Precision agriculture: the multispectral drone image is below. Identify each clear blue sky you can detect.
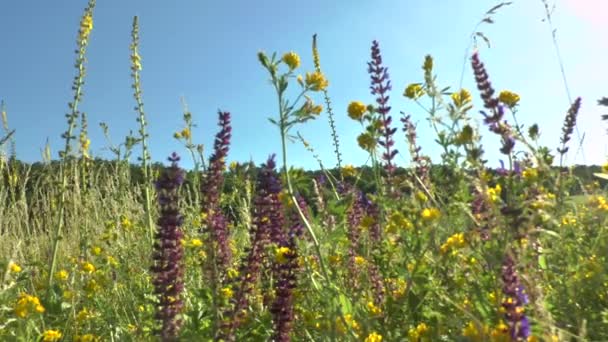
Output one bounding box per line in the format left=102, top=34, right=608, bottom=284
left=1, top=0, right=606, bottom=170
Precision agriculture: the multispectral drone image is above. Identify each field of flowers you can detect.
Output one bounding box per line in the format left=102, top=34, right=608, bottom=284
left=1, top=1, right=608, bottom=341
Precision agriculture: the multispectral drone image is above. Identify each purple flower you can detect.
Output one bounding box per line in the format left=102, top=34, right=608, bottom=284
left=368, top=40, right=398, bottom=175
left=501, top=253, right=531, bottom=340
left=201, top=111, right=233, bottom=272
left=557, top=97, right=582, bottom=155
left=472, top=53, right=516, bottom=155
left=151, top=152, right=186, bottom=341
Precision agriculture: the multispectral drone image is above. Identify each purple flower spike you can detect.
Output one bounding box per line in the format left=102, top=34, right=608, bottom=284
left=368, top=40, right=398, bottom=175
left=501, top=253, right=531, bottom=340
left=151, top=153, right=186, bottom=341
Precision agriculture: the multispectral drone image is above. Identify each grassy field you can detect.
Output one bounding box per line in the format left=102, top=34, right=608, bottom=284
left=1, top=1, right=607, bottom=341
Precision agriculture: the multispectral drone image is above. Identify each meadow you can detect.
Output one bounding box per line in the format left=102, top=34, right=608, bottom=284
left=1, top=1, right=608, bottom=341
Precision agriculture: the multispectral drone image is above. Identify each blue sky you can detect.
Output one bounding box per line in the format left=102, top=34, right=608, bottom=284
left=1, top=0, right=606, bottom=170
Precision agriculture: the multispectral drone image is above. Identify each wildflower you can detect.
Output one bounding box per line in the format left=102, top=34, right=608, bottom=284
left=91, top=246, right=102, bottom=256
left=365, top=332, right=383, bottom=342
left=282, top=51, right=301, bottom=70
left=348, top=101, right=367, bottom=120
left=80, top=14, right=93, bottom=40
left=404, top=83, right=425, bottom=99
left=357, top=132, right=377, bottom=151
left=220, top=287, right=234, bottom=299
left=487, top=184, right=502, bottom=203
left=275, top=246, right=292, bottom=264
left=354, top=256, right=366, bottom=266
left=9, top=262, right=21, bottom=273
left=408, top=323, right=429, bottom=341
left=200, top=111, right=233, bottom=271
left=224, top=155, right=284, bottom=338
left=342, top=164, right=357, bottom=178
left=440, top=232, right=465, bottom=254
left=74, top=334, right=100, bottom=342
left=557, top=97, right=582, bottom=155
left=77, top=308, right=94, bottom=322
left=14, top=293, right=45, bottom=318
left=368, top=40, right=398, bottom=175
left=188, top=238, right=203, bottom=248
left=120, top=216, right=132, bottom=229
left=366, top=301, right=382, bottom=315
left=305, top=71, right=329, bottom=91
left=501, top=253, right=531, bottom=340
left=522, top=168, right=538, bottom=180
left=42, top=330, right=62, bottom=342
left=499, top=90, right=520, bottom=108
left=420, top=208, right=440, bottom=221
left=452, top=88, right=473, bottom=107
left=180, top=127, right=191, bottom=139
left=151, top=152, right=186, bottom=340
left=81, top=262, right=95, bottom=274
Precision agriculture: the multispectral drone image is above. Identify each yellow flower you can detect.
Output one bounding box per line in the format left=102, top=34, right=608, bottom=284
left=365, top=332, right=383, bottom=342
left=42, top=329, right=62, bottom=342
left=420, top=208, right=440, bottom=221
left=347, top=101, right=367, bottom=120
left=341, top=164, right=357, bottom=178
left=80, top=14, right=93, bottom=40
left=181, top=127, right=191, bottom=139
left=487, top=184, right=502, bottom=202
left=408, top=323, right=429, bottom=341
left=451, top=88, right=472, bottom=107
left=189, top=238, right=203, bottom=248
left=9, top=262, right=21, bottom=273
left=81, top=262, right=96, bottom=274
left=121, top=216, right=133, bottom=229
left=311, top=104, right=324, bottom=115
left=221, top=287, right=234, bottom=299
left=14, top=293, right=45, bottom=318
left=74, top=334, right=100, bottom=342
left=173, top=131, right=182, bottom=139
left=499, top=90, right=520, bottom=108
left=296, top=74, right=304, bottom=86
left=354, top=256, right=366, bottom=266
left=91, top=246, right=102, bottom=256
left=404, top=83, right=425, bottom=99
left=282, top=51, right=301, bottom=70
left=305, top=71, right=329, bottom=91
left=56, top=269, right=69, bottom=281
left=77, top=308, right=93, bottom=322
left=357, top=133, right=377, bottom=151
left=275, top=246, right=292, bottom=264
left=366, top=301, right=382, bottom=315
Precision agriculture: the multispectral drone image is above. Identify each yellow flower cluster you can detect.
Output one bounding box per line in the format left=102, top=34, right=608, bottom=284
left=80, top=14, right=93, bottom=41
left=347, top=101, right=367, bottom=120
left=74, top=334, right=101, bottom=342
left=282, top=51, right=300, bottom=70
left=440, top=232, right=465, bottom=254
left=9, top=261, right=21, bottom=273
left=522, top=168, right=538, bottom=180
left=275, top=246, right=292, bottom=264
left=420, top=207, right=440, bottom=221
left=174, top=127, right=191, bottom=140
left=42, top=329, right=63, bottom=342
left=366, top=301, right=382, bottom=315
left=499, top=90, right=520, bottom=108
left=451, top=88, right=472, bottom=107
left=357, top=133, right=377, bottom=151
left=461, top=321, right=510, bottom=342
left=404, top=83, right=425, bottom=99
left=487, top=184, right=502, bottom=203
left=341, top=164, right=357, bottom=178
left=408, top=322, right=429, bottom=341
left=336, top=314, right=361, bottom=336
left=364, top=332, right=383, bottom=342
left=590, top=195, right=608, bottom=211
left=561, top=212, right=577, bottom=226
left=221, top=286, right=234, bottom=299
left=305, top=71, right=329, bottom=91
left=14, top=293, right=45, bottom=318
